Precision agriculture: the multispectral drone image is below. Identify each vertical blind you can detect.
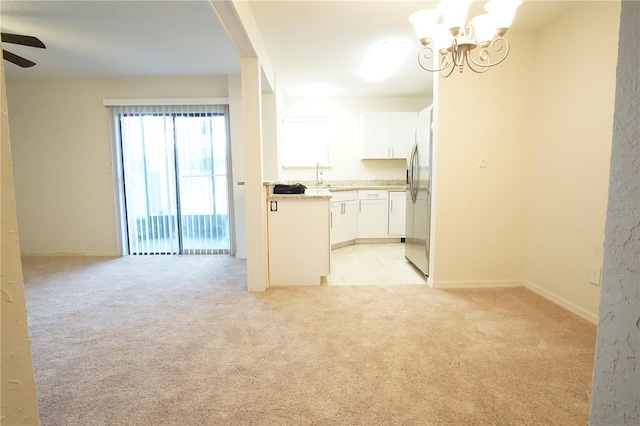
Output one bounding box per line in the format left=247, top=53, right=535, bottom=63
left=110, top=104, right=231, bottom=255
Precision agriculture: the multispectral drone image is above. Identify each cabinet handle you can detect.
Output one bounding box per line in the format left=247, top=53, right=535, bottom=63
left=390, top=200, right=393, bottom=212
left=391, top=146, right=394, bottom=158
left=330, top=212, right=333, bottom=228
left=342, top=202, right=345, bottom=214
left=359, top=200, right=362, bottom=212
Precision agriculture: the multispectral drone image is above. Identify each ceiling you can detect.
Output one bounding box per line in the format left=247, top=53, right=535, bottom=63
left=0, top=0, right=240, bottom=80
left=249, top=0, right=574, bottom=98
left=0, top=0, right=574, bottom=98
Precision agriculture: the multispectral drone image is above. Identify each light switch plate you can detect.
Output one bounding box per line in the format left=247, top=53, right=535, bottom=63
left=590, top=266, right=601, bottom=285
left=479, top=154, right=487, bottom=168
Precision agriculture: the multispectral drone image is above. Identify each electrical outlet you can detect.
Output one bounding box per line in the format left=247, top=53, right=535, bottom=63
left=590, top=266, right=601, bottom=286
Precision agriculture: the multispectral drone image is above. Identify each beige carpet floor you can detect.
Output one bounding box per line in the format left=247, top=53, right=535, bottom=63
left=22, top=255, right=596, bottom=426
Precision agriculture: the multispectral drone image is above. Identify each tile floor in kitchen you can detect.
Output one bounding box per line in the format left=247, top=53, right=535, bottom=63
left=326, top=243, right=428, bottom=286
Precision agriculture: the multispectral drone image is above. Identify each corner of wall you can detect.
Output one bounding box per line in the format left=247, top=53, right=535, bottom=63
left=1, top=49, right=41, bottom=425
left=590, top=1, right=640, bottom=421
left=523, top=1, right=621, bottom=320
left=522, top=281, right=598, bottom=324
left=228, top=73, right=247, bottom=258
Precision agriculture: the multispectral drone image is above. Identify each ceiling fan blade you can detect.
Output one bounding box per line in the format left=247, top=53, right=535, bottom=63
left=2, top=50, right=36, bottom=68
left=1, top=33, right=46, bottom=49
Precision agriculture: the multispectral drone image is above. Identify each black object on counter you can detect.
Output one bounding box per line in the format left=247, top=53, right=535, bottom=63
left=273, top=183, right=307, bottom=194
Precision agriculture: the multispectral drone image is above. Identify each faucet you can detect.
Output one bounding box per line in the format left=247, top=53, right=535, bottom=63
left=316, top=162, right=323, bottom=186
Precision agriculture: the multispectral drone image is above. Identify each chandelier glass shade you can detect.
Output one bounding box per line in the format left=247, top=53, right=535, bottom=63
left=409, top=0, right=522, bottom=77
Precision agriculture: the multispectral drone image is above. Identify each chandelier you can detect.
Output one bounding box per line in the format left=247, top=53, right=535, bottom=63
left=408, top=0, right=522, bottom=77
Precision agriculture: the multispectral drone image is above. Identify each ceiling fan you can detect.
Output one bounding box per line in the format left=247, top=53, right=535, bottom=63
left=1, top=32, right=46, bottom=68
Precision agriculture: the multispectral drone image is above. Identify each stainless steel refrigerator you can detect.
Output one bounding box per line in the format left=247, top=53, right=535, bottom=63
left=405, top=106, right=433, bottom=277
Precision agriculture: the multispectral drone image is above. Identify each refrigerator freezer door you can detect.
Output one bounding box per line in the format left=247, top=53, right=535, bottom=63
left=404, top=106, right=432, bottom=277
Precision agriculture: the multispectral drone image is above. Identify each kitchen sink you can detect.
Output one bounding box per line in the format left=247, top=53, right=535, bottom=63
left=304, top=187, right=332, bottom=196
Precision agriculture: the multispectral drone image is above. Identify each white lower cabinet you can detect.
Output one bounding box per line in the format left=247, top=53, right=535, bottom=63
left=388, top=191, right=406, bottom=236
left=331, top=191, right=358, bottom=245
left=267, top=197, right=330, bottom=286
left=357, top=190, right=389, bottom=238
left=329, top=189, right=405, bottom=246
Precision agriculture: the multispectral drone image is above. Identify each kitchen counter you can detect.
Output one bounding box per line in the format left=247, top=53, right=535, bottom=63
left=327, top=185, right=405, bottom=192
left=268, top=193, right=332, bottom=200
left=264, top=180, right=405, bottom=197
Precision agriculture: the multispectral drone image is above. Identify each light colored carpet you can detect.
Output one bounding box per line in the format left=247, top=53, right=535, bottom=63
left=22, top=255, right=596, bottom=425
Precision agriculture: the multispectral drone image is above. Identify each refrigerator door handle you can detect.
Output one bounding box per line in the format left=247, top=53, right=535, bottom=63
left=407, top=158, right=413, bottom=202
left=409, top=142, right=418, bottom=204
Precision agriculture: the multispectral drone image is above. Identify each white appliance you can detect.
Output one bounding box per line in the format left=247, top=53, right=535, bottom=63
left=405, top=106, right=433, bottom=276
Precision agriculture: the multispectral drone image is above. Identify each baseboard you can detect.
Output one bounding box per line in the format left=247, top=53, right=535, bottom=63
left=431, top=279, right=524, bottom=289
left=426, top=277, right=435, bottom=288
left=355, top=238, right=402, bottom=244
left=331, top=238, right=402, bottom=249
left=523, top=281, right=598, bottom=325
left=21, top=252, right=118, bottom=257
left=331, top=240, right=356, bottom=250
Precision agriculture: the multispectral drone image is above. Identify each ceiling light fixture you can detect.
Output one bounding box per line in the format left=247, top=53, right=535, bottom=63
left=408, top=0, right=522, bottom=77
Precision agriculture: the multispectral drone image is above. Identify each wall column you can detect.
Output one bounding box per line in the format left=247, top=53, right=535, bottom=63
left=241, top=57, right=268, bottom=292
left=1, top=45, right=41, bottom=424
left=589, top=1, right=640, bottom=423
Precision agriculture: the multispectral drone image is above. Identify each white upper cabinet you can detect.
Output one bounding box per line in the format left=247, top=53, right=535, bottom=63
left=360, top=112, right=417, bottom=159
left=389, top=113, right=417, bottom=159
left=359, top=113, right=390, bottom=159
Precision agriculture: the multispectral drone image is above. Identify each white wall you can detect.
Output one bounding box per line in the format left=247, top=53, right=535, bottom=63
left=431, top=30, right=536, bottom=286
left=261, top=92, right=279, bottom=182
left=1, top=47, right=41, bottom=426
left=524, top=1, right=620, bottom=322
left=280, top=96, right=430, bottom=182
left=590, top=2, right=640, bottom=421
left=227, top=74, right=247, bottom=258
left=430, top=2, right=620, bottom=319
left=240, top=57, right=270, bottom=291
left=6, top=76, right=235, bottom=255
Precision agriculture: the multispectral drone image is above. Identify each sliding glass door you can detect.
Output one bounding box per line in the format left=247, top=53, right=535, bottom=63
left=114, top=105, right=230, bottom=255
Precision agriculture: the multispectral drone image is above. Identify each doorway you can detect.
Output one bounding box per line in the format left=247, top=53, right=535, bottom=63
left=112, top=105, right=231, bottom=255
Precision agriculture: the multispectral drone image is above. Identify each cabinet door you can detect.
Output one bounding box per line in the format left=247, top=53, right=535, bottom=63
left=330, top=202, right=343, bottom=245
left=360, top=112, right=390, bottom=159
left=389, top=112, right=417, bottom=159
left=343, top=200, right=358, bottom=241
left=331, top=200, right=358, bottom=245
left=358, top=199, right=389, bottom=238
left=388, top=191, right=407, bottom=236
